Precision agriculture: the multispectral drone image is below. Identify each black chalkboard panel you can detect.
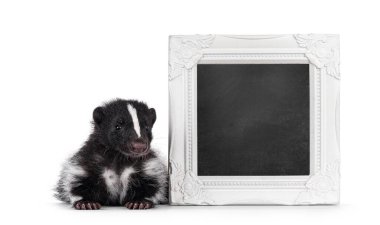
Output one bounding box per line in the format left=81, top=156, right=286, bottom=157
left=197, top=64, right=310, bottom=176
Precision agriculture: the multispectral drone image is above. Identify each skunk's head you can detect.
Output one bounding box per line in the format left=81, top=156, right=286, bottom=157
left=92, top=99, right=156, bottom=158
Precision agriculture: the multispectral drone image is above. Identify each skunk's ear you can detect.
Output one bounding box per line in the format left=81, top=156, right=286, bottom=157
left=93, top=107, right=105, bottom=125
left=148, top=108, right=156, bottom=126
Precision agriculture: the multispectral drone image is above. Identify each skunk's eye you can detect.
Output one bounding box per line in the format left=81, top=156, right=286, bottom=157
left=145, top=126, right=150, bottom=131
left=115, top=125, right=121, bottom=130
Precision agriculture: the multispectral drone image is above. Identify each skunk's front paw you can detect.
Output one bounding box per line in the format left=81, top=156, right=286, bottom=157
left=73, top=200, right=101, bottom=210
left=125, top=200, right=153, bottom=210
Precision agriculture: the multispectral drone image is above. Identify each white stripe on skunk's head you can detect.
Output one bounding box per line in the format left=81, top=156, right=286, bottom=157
left=92, top=99, right=156, bottom=159
left=127, top=104, right=141, bottom=138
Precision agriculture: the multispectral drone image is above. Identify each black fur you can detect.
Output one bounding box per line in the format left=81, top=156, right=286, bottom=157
left=55, top=99, right=167, bottom=209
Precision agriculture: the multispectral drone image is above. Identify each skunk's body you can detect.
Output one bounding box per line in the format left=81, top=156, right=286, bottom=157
left=55, top=99, right=167, bottom=210
left=55, top=145, right=167, bottom=206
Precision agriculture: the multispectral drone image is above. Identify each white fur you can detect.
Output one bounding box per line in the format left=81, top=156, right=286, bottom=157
left=102, top=167, right=135, bottom=203
left=119, top=167, right=135, bottom=203
left=59, top=159, right=87, bottom=203
left=102, top=169, right=120, bottom=200
left=143, top=157, right=168, bottom=204
left=69, top=195, right=82, bottom=204
left=127, top=104, right=141, bottom=137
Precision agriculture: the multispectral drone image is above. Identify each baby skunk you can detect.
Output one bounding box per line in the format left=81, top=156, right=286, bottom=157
left=55, top=99, right=168, bottom=210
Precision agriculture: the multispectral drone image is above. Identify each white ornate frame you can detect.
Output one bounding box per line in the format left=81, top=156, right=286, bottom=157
left=168, top=34, right=340, bottom=205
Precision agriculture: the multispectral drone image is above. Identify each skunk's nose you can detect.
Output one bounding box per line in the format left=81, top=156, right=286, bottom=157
left=131, top=140, right=147, bottom=152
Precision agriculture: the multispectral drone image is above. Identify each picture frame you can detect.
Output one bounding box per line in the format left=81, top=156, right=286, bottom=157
left=168, top=34, right=340, bottom=205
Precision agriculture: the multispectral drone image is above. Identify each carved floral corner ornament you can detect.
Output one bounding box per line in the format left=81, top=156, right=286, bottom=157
left=168, top=35, right=215, bottom=80
left=169, top=160, right=214, bottom=205
left=294, top=34, right=340, bottom=80
left=296, top=161, right=340, bottom=204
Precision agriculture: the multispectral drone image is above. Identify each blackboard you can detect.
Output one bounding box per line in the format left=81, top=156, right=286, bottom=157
left=197, top=64, right=310, bottom=176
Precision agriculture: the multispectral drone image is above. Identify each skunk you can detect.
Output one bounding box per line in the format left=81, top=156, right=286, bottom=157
left=55, top=99, right=167, bottom=210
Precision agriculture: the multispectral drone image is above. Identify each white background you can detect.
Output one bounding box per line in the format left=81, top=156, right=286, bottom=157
left=0, top=0, right=379, bottom=224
